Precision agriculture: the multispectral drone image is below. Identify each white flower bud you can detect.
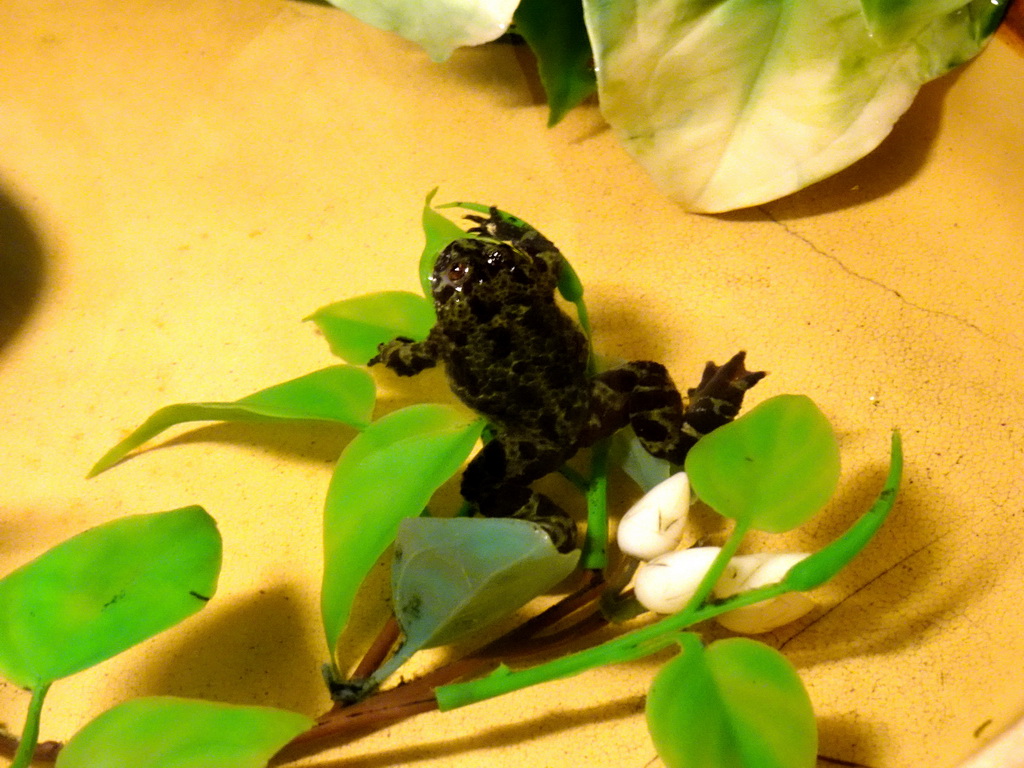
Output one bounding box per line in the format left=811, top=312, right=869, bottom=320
left=714, top=552, right=808, bottom=595
left=633, top=546, right=721, bottom=614
left=713, top=552, right=816, bottom=634
left=617, top=472, right=691, bottom=560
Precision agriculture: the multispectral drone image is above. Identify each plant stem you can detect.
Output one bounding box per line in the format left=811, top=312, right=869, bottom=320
left=580, top=440, right=610, bottom=570
left=11, top=684, right=50, bottom=768
left=283, top=431, right=906, bottom=761
left=279, top=505, right=868, bottom=761
left=283, top=570, right=609, bottom=758
left=282, top=433, right=901, bottom=762
left=436, top=520, right=751, bottom=710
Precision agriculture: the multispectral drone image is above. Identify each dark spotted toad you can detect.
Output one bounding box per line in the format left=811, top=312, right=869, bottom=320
left=370, top=209, right=764, bottom=552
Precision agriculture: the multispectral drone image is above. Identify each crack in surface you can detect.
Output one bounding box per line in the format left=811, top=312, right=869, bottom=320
left=817, top=755, right=880, bottom=768
left=777, top=530, right=953, bottom=652
left=759, top=208, right=1021, bottom=352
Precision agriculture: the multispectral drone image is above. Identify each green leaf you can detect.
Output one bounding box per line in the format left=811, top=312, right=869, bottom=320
left=55, top=697, right=312, bottom=768
left=89, top=366, right=376, bottom=476
left=419, top=188, right=471, bottom=296
left=321, top=404, right=485, bottom=653
left=782, top=430, right=902, bottom=591
left=0, top=507, right=221, bottom=688
left=372, top=517, right=579, bottom=685
left=307, top=291, right=436, bottom=364
left=646, top=635, right=817, bottom=768
left=684, top=395, right=840, bottom=533
left=514, top=0, right=597, bottom=126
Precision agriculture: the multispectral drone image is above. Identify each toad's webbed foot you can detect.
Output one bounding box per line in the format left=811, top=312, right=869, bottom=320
left=369, top=335, right=439, bottom=377
left=460, top=435, right=578, bottom=553
left=464, top=207, right=558, bottom=262
left=583, top=352, right=765, bottom=466
left=683, top=351, right=766, bottom=443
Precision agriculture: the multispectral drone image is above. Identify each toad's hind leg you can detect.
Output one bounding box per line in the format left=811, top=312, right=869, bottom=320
left=460, top=437, right=578, bottom=553
left=583, top=352, right=765, bottom=465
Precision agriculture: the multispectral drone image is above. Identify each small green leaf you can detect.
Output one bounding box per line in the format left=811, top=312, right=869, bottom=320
left=646, top=635, right=817, bottom=768
left=89, top=366, right=376, bottom=476
left=372, top=517, right=579, bottom=685
left=0, top=507, right=221, bottom=688
left=684, top=395, right=840, bottom=532
left=783, top=430, right=902, bottom=592
left=307, top=292, right=436, bottom=365
left=419, top=188, right=470, bottom=295
left=55, top=696, right=312, bottom=768
left=514, top=0, right=597, bottom=126
left=321, top=404, right=485, bottom=653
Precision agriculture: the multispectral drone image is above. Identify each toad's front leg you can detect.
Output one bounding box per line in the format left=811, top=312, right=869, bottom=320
left=369, top=332, right=440, bottom=377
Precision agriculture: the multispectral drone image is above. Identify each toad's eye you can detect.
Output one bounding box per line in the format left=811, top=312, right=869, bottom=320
left=446, top=260, right=471, bottom=285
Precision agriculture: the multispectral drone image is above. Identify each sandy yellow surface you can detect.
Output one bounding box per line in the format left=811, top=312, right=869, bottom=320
left=0, top=2, right=1022, bottom=767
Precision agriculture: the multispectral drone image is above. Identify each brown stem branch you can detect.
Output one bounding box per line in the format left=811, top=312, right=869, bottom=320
left=0, top=731, right=62, bottom=764
left=489, top=569, right=605, bottom=649
left=280, top=569, right=621, bottom=762
left=494, top=611, right=610, bottom=659
left=349, top=616, right=401, bottom=681
left=3, top=568, right=625, bottom=767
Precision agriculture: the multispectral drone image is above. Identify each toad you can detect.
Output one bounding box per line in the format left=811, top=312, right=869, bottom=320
left=371, top=209, right=764, bottom=552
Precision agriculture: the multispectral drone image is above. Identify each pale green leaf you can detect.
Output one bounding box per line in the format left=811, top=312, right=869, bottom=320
left=369, top=517, right=579, bottom=685
left=324, top=0, right=518, bottom=61
left=583, top=0, right=1009, bottom=212
left=611, top=428, right=672, bottom=492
